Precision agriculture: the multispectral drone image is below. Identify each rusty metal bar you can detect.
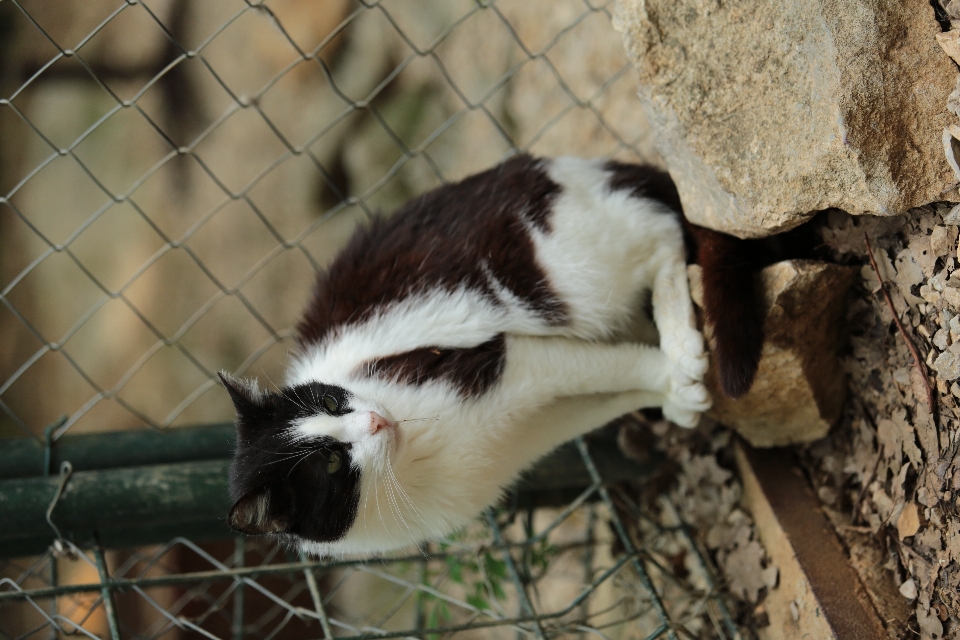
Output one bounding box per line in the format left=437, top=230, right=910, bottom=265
left=736, top=441, right=887, bottom=639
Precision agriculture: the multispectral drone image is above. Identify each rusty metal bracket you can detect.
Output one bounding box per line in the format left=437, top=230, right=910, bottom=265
left=736, top=440, right=888, bottom=639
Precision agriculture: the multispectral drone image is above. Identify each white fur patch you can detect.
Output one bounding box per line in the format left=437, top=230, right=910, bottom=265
left=288, top=287, right=542, bottom=388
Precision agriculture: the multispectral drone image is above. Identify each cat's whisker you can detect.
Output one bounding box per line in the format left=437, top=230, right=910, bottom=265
left=390, top=479, right=426, bottom=541
left=260, top=369, right=314, bottom=416
left=286, top=449, right=321, bottom=477
left=290, top=387, right=312, bottom=414
left=260, top=368, right=283, bottom=393
left=268, top=451, right=314, bottom=467
left=249, top=445, right=323, bottom=466
left=383, top=491, right=411, bottom=552
left=384, top=459, right=430, bottom=556
left=397, top=416, right=441, bottom=424
left=373, top=473, right=388, bottom=541
left=372, top=466, right=401, bottom=550
left=383, top=475, right=408, bottom=535
left=248, top=445, right=292, bottom=456
left=361, top=473, right=372, bottom=541
left=381, top=464, right=426, bottom=558
left=263, top=375, right=311, bottom=415
left=386, top=459, right=424, bottom=521
left=387, top=471, right=419, bottom=518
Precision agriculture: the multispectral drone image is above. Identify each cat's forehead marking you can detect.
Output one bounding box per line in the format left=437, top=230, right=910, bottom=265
left=296, top=412, right=346, bottom=440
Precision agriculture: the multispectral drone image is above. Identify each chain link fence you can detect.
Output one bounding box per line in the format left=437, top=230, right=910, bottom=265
left=1, top=0, right=741, bottom=637
left=2, top=432, right=740, bottom=639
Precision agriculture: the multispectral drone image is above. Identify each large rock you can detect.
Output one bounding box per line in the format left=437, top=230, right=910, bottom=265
left=614, top=0, right=958, bottom=238
left=690, top=261, right=856, bottom=446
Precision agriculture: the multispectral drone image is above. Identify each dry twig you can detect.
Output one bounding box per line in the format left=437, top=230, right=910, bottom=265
left=852, top=404, right=883, bottom=527
left=863, top=234, right=935, bottom=414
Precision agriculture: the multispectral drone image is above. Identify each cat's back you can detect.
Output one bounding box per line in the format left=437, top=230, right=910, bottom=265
left=297, top=155, right=687, bottom=346
left=296, top=155, right=570, bottom=350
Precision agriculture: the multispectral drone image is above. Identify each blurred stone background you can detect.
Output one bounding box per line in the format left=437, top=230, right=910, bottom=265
left=0, top=0, right=656, bottom=441
left=0, top=2, right=668, bottom=638
left=14, top=1, right=959, bottom=637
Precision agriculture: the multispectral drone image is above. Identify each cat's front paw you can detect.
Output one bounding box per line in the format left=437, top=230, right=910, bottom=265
left=662, top=403, right=700, bottom=429
left=662, top=370, right=711, bottom=428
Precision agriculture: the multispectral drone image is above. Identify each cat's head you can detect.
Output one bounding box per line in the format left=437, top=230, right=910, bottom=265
left=219, top=371, right=406, bottom=554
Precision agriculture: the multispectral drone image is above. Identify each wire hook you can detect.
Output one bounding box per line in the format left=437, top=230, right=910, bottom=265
left=46, top=461, right=76, bottom=558
left=43, top=415, right=68, bottom=477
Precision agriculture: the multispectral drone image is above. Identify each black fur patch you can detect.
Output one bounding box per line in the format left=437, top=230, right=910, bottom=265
left=296, top=154, right=567, bottom=349
left=357, top=334, right=507, bottom=398
left=603, top=160, right=684, bottom=214
left=221, top=373, right=361, bottom=543
left=683, top=226, right=764, bottom=398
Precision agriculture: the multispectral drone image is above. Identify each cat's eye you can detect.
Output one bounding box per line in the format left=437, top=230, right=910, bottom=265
left=322, top=395, right=338, bottom=413
left=327, top=451, right=342, bottom=474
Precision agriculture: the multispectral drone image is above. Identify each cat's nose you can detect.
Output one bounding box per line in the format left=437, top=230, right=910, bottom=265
left=369, top=412, right=394, bottom=435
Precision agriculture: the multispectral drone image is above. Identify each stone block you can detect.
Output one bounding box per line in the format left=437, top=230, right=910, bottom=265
left=689, top=260, right=856, bottom=446
left=614, top=0, right=958, bottom=237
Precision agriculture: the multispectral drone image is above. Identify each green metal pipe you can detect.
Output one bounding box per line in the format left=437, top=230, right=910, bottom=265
left=0, top=424, right=235, bottom=479
left=0, top=427, right=658, bottom=559
left=0, top=459, right=233, bottom=558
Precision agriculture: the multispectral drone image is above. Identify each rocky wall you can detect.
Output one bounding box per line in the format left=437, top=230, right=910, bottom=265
left=613, top=0, right=959, bottom=238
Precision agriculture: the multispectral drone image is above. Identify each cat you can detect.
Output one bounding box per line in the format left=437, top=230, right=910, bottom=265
left=219, top=155, right=763, bottom=556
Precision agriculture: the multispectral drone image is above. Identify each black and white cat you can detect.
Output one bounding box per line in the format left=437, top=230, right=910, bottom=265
left=219, top=155, right=762, bottom=556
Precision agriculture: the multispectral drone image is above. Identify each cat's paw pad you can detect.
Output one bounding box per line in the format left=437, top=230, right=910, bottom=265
left=663, top=374, right=711, bottom=429
left=662, top=403, right=700, bottom=429
left=672, top=379, right=711, bottom=409
left=662, top=328, right=709, bottom=381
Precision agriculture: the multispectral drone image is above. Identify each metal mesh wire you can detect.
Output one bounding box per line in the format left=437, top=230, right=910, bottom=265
left=0, top=0, right=653, bottom=439
left=0, top=1, right=739, bottom=638
left=2, top=437, right=738, bottom=639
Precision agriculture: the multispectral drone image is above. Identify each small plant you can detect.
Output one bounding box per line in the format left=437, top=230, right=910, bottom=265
left=447, top=548, right=508, bottom=611
left=414, top=527, right=559, bottom=639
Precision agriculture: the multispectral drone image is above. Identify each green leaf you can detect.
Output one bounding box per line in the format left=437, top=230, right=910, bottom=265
left=425, top=599, right=450, bottom=640
left=466, top=593, right=489, bottom=610
left=484, top=554, right=508, bottom=580
left=447, top=557, right=464, bottom=584
left=530, top=542, right=559, bottom=571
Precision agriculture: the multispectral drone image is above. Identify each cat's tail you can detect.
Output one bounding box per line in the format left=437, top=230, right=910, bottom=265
left=684, top=223, right=764, bottom=398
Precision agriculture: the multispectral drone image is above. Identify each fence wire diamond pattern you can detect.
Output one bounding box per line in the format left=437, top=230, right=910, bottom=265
left=3, top=438, right=739, bottom=639
left=1, top=1, right=739, bottom=638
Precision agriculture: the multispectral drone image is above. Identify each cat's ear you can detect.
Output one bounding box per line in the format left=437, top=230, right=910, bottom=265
left=228, top=488, right=289, bottom=535
left=218, top=371, right=265, bottom=415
